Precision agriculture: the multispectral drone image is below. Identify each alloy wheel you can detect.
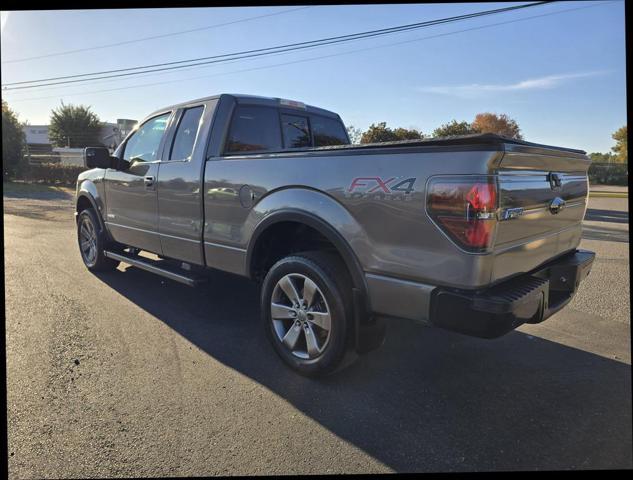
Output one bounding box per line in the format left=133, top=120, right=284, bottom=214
left=79, top=217, right=98, bottom=266
left=270, top=273, right=332, bottom=359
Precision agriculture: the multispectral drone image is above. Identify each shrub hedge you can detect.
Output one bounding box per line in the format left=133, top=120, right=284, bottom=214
left=588, top=162, right=628, bottom=186
left=17, top=162, right=87, bottom=186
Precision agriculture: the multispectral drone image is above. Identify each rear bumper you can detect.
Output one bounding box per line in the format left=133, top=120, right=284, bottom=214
left=429, top=249, right=595, bottom=338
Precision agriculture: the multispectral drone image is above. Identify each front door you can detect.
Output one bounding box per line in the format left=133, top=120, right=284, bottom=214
left=104, top=111, right=171, bottom=254
left=156, top=103, right=214, bottom=265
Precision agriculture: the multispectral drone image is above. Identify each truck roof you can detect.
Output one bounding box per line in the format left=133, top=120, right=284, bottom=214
left=148, top=93, right=341, bottom=120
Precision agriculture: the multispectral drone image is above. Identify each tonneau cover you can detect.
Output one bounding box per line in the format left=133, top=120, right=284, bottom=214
left=312, top=133, right=586, bottom=156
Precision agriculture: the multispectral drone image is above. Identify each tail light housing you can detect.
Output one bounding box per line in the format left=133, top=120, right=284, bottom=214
left=426, top=176, right=498, bottom=253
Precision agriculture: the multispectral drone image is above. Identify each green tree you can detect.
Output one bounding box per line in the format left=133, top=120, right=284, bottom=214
left=360, top=122, right=423, bottom=144
left=393, top=127, right=424, bottom=141
left=611, top=125, right=627, bottom=163
left=472, top=112, right=523, bottom=140
left=589, top=152, right=617, bottom=164
left=49, top=102, right=103, bottom=148
left=432, top=120, right=478, bottom=138
left=346, top=125, right=363, bottom=144
left=2, top=100, right=26, bottom=178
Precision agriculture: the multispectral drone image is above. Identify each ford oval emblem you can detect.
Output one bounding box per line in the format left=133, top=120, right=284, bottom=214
left=549, top=197, right=566, bottom=214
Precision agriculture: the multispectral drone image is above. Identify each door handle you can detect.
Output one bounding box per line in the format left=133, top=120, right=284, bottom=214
left=144, top=176, right=155, bottom=186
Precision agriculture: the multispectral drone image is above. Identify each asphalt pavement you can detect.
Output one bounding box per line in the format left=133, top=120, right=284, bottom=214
left=4, top=186, right=631, bottom=476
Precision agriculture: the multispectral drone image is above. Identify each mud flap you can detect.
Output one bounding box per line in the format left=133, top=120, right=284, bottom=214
left=353, top=287, right=386, bottom=354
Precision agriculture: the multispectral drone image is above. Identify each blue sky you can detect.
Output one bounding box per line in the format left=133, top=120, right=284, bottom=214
left=0, top=1, right=626, bottom=153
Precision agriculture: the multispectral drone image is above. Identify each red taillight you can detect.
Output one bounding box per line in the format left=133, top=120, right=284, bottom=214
left=427, top=177, right=498, bottom=252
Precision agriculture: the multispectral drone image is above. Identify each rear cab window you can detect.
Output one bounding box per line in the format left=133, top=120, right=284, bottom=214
left=310, top=114, right=349, bottom=147
left=222, top=102, right=349, bottom=156
left=281, top=114, right=311, bottom=149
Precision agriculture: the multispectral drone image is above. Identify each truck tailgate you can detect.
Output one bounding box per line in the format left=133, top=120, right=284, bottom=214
left=491, top=146, right=591, bottom=283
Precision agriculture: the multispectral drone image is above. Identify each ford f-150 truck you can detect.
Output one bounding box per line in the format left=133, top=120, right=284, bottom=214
left=76, top=93, right=595, bottom=376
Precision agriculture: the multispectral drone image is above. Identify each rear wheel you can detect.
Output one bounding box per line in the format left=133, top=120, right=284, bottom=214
left=77, top=208, right=119, bottom=271
left=261, top=251, right=356, bottom=377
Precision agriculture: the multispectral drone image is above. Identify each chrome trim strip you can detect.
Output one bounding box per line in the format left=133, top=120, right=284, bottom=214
left=106, top=222, right=159, bottom=236
left=517, top=201, right=585, bottom=216
left=204, top=241, right=247, bottom=253
left=159, top=231, right=200, bottom=244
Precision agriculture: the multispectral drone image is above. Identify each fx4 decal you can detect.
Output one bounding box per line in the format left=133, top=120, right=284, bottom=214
left=345, top=176, right=417, bottom=201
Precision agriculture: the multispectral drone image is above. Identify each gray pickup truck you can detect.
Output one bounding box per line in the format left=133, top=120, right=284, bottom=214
left=76, top=93, right=595, bottom=376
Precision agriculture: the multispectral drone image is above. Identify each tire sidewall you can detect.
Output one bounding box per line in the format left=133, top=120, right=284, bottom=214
left=77, top=209, right=109, bottom=270
left=261, top=255, right=349, bottom=376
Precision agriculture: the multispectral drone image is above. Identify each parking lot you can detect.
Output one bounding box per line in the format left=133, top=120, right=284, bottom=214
left=5, top=185, right=631, bottom=476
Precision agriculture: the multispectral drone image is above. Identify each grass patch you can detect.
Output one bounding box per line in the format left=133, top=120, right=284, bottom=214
left=3, top=181, right=75, bottom=198
left=589, top=192, right=628, bottom=198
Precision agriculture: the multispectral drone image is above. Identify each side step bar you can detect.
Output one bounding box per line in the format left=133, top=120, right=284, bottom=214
left=104, top=250, right=206, bottom=287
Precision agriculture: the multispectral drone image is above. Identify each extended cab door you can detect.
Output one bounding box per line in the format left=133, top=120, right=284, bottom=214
left=104, top=111, right=172, bottom=254
left=155, top=99, right=219, bottom=265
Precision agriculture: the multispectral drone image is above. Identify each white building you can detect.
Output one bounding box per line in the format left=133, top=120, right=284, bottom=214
left=23, top=119, right=137, bottom=165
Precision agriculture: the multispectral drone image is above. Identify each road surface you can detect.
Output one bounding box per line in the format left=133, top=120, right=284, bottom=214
left=4, top=185, right=631, bottom=476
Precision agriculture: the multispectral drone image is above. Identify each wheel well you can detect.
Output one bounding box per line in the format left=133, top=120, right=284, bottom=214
left=76, top=195, right=106, bottom=234
left=76, top=195, right=93, bottom=222
left=76, top=195, right=92, bottom=215
left=250, top=221, right=346, bottom=283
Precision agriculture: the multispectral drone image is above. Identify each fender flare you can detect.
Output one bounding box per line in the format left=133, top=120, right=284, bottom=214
left=246, top=208, right=368, bottom=306
left=76, top=191, right=106, bottom=234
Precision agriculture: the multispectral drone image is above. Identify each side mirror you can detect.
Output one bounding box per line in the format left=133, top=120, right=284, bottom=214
left=84, top=147, right=129, bottom=170
left=84, top=147, right=113, bottom=169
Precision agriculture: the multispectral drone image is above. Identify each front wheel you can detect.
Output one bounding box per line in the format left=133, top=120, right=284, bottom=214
left=261, top=251, right=356, bottom=377
left=77, top=208, right=119, bottom=271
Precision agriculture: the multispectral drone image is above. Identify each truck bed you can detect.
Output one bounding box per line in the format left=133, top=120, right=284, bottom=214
left=284, top=133, right=587, bottom=156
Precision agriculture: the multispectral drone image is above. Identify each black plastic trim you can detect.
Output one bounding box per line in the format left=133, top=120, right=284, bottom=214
left=76, top=193, right=104, bottom=228
left=247, top=209, right=367, bottom=296
left=430, top=249, right=595, bottom=339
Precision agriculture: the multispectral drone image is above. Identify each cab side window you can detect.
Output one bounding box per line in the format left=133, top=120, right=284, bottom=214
left=224, top=105, right=282, bottom=155
left=123, top=112, right=170, bottom=162
left=169, top=106, right=204, bottom=160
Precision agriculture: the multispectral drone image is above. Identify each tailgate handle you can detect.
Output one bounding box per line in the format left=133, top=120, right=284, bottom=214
left=548, top=172, right=562, bottom=189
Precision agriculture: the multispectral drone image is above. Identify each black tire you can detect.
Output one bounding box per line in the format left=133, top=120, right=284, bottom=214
left=77, top=208, right=120, bottom=272
left=261, top=251, right=357, bottom=377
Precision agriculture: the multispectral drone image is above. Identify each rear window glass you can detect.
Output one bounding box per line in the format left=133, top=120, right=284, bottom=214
left=281, top=114, right=311, bottom=149
left=225, top=105, right=281, bottom=154
left=310, top=115, right=349, bottom=147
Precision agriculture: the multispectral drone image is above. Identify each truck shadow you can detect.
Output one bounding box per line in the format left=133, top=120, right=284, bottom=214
left=584, top=208, right=630, bottom=224
left=582, top=224, right=629, bottom=243
left=95, top=266, right=632, bottom=471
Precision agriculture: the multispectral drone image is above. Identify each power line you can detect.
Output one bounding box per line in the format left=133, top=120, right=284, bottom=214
left=2, top=2, right=552, bottom=90
left=3, top=2, right=550, bottom=87
left=0, top=6, right=311, bottom=64
left=5, top=1, right=612, bottom=104
left=4, top=44, right=319, bottom=96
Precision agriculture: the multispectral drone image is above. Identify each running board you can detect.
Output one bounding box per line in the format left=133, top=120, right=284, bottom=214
left=104, top=250, right=206, bottom=287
